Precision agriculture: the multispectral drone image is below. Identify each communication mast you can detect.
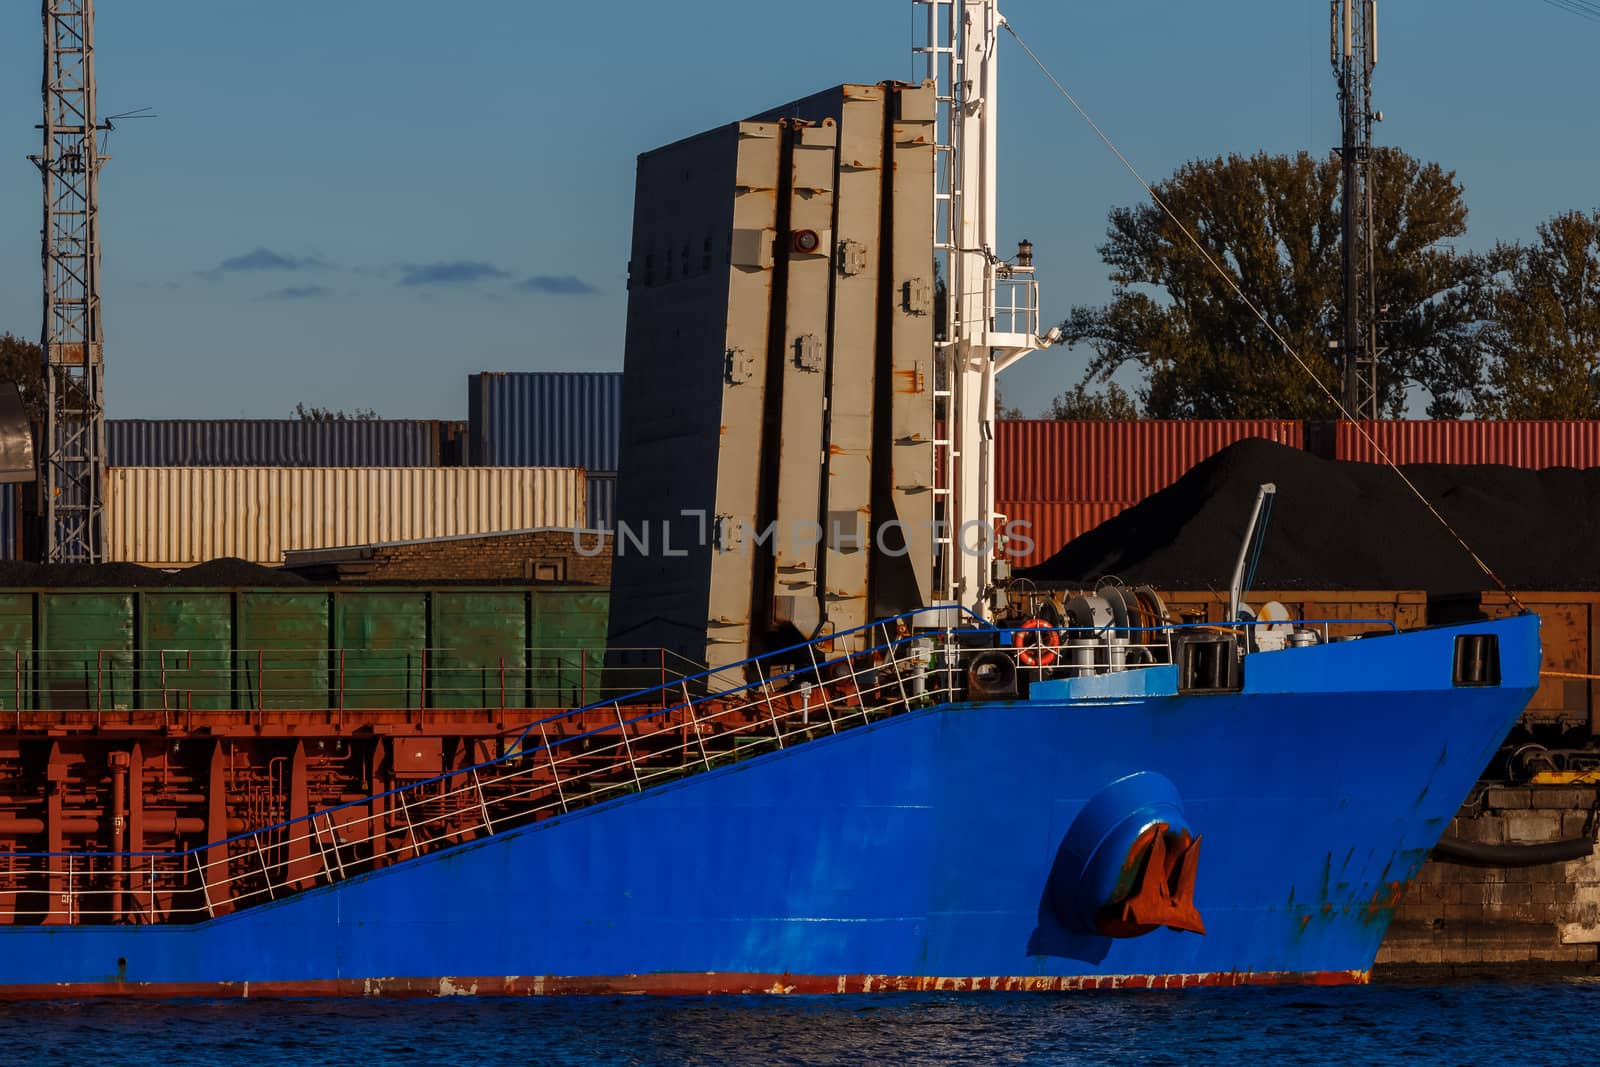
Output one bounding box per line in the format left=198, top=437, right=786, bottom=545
left=914, top=0, right=1052, bottom=617
left=1331, top=0, right=1380, bottom=419
left=31, top=0, right=108, bottom=562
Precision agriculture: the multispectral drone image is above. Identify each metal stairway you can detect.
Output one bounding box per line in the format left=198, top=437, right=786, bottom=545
left=0, top=612, right=962, bottom=926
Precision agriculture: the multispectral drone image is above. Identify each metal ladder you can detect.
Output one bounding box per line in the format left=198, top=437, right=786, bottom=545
left=915, top=0, right=964, bottom=597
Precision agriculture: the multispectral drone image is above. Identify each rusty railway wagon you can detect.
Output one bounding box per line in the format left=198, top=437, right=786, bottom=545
left=0, top=584, right=619, bottom=884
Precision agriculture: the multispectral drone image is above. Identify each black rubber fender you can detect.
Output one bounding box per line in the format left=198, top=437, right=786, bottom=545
left=1431, top=834, right=1594, bottom=868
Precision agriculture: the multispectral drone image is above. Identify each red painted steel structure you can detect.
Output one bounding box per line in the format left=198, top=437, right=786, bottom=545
left=1326, top=420, right=1600, bottom=468
left=996, top=501, right=1132, bottom=568
left=994, top=420, right=1303, bottom=502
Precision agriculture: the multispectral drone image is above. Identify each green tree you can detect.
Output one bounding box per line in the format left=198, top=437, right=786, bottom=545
left=1473, top=209, right=1600, bottom=418
left=292, top=402, right=379, bottom=421
left=1063, top=149, right=1480, bottom=419
left=1045, top=381, right=1141, bottom=419
left=0, top=334, right=45, bottom=421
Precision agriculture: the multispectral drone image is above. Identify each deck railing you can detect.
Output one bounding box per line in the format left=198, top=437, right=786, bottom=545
left=0, top=609, right=972, bottom=925
left=0, top=612, right=1400, bottom=925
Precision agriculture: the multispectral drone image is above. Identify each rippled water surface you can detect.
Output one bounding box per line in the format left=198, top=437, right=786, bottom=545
left=6, top=981, right=1600, bottom=1065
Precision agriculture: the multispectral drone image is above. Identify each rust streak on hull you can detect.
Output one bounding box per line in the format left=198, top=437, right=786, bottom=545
left=0, top=969, right=1371, bottom=1001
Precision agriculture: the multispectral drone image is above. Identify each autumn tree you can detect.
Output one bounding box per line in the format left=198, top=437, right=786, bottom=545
left=1046, top=381, right=1141, bottom=420
left=0, top=334, right=45, bottom=421
left=1062, top=149, right=1481, bottom=419
left=1472, top=209, right=1600, bottom=418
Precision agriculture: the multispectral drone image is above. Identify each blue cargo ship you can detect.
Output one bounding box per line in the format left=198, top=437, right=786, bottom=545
left=0, top=0, right=1542, bottom=1001
left=0, top=609, right=1538, bottom=996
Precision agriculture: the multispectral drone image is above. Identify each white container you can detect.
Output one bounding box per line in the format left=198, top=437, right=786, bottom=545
left=106, top=466, right=585, bottom=567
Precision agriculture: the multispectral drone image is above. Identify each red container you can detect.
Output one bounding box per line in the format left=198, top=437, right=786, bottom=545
left=995, top=420, right=1303, bottom=502
left=1331, top=420, right=1600, bottom=469
left=994, top=500, right=1134, bottom=568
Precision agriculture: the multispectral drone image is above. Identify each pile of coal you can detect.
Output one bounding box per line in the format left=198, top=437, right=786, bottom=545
left=180, top=557, right=310, bottom=586
left=0, top=557, right=309, bottom=587
left=1021, top=438, right=1600, bottom=593
left=0, top=561, right=174, bottom=587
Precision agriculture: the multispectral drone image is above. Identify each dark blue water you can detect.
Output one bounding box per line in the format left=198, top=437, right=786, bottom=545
left=5, top=982, right=1600, bottom=1065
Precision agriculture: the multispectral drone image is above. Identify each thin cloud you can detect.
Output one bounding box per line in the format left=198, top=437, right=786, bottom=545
left=397, top=261, right=509, bottom=286
left=516, top=275, right=600, bottom=295
left=263, top=284, right=329, bottom=301
left=205, top=247, right=331, bottom=277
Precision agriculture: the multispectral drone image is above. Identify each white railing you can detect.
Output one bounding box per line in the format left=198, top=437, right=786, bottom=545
left=0, top=613, right=1400, bottom=925
left=992, top=273, right=1039, bottom=337
left=0, top=612, right=965, bottom=925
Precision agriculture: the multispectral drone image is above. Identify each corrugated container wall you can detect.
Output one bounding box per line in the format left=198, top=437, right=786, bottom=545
left=1323, top=420, right=1600, bottom=468
left=995, top=501, right=1132, bottom=568
left=106, top=467, right=584, bottom=568
left=107, top=419, right=448, bottom=467
left=995, top=420, right=1304, bottom=502
left=469, top=372, right=623, bottom=469
left=585, top=472, right=616, bottom=532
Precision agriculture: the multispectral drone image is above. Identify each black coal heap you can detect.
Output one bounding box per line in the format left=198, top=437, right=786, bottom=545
left=1020, top=437, right=1600, bottom=593
left=0, top=557, right=308, bottom=588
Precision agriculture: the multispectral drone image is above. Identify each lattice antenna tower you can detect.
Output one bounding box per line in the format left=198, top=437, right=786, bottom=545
left=1332, top=0, right=1380, bottom=419
left=30, top=0, right=108, bottom=562
left=914, top=0, right=1049, bottom=616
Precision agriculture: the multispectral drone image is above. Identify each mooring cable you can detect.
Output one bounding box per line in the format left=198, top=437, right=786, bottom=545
left=1000, top=18, right=1526, bottom=613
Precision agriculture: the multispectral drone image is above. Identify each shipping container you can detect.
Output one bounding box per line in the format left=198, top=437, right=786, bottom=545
left=468, top=372, right=622, bottom=469
left=586, top=471, right=616, bottom=531
left=0, top=584, right=609, bottom=713
left=107, top=419, right=449, bottom=467
left=105, top=467, right=585, bottom=568
left=995, top=420, right=1304, bottom=503
left=1318, top=420, right=1600, bottom=469
left=994, top=500, right=1133, bottom=568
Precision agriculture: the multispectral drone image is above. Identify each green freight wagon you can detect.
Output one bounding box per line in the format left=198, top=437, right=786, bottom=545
left=0, top=585, right=609, bottom=712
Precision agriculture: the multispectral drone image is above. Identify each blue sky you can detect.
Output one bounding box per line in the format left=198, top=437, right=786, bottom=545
left=0, top=2, right=1593, bottom=419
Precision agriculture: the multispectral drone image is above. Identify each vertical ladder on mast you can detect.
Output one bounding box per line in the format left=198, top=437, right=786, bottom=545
left=914, top=0, right=963, bottom=594
left=914, top=0, right=1049, bottom=617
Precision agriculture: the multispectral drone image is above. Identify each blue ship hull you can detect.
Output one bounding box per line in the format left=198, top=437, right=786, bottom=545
left=0, top=615, right=1538, bottom=996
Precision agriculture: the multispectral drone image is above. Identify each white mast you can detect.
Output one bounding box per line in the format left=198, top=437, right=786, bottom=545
left=916, top=0, right=1051, bottom=618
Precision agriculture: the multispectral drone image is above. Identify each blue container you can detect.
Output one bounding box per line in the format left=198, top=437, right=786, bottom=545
left=586, top=472, right=616, bottom=531
left=468, top=372, right=622, bottom=470
left=107, top=420, right=445, bottom=467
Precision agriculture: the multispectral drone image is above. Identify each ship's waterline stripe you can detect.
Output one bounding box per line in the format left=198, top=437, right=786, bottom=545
left=0, top=970, right=1370, bottom=1000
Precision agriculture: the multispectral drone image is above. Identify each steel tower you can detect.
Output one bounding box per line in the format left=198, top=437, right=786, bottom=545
left=914, top=0, right=1052, bottom=617
left=31, top=0, right=108, bottom=562
left=1332, top=0, right=1380, bottom=419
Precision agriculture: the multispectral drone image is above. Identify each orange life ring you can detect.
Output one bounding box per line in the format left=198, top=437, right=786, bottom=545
left=1013, top=618, right=1060, bottom=667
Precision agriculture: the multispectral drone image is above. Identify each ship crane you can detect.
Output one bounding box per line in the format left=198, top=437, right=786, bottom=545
left=915, top=0, right=1058, bottom=620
